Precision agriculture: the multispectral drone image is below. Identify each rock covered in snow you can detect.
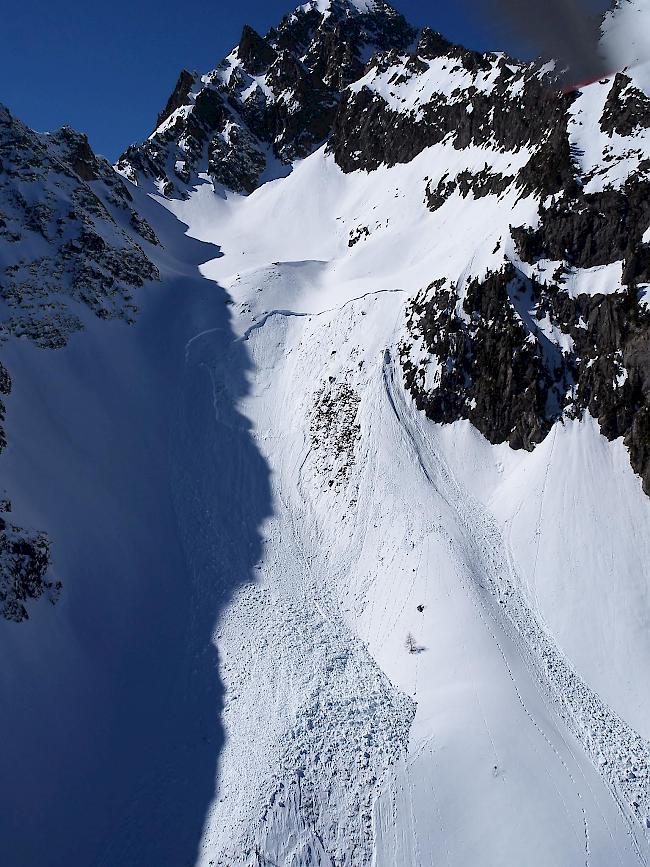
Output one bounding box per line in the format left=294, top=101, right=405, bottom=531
left=0, top=104, right=159, bottom=350
left=0, top=499, right=59, bottom=624
left=326, top=9, right=650, bottom=493
left=116, top=0, right=416, bottom=196
left=0, top=105, right=161, bottom=621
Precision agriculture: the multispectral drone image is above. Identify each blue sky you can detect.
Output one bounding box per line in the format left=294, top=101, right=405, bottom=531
left=3, top=0, right=608, bottom=161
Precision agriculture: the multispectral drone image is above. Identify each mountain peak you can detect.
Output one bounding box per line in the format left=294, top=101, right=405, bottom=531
left=117, top=0, right=416, bottom=196
left=238, top=24, right=278, bottom=75
left=295, top=0, right=388, bottom=15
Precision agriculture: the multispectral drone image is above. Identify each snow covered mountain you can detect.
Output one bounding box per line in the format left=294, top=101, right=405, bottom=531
left=4, top=0, right=650, bottom=864
left=117, top=0, right=416, bottom=195
left=0, top=106, right=159, bottom=622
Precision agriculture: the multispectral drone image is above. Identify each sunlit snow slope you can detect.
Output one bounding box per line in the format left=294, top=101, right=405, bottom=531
left=157, top=127, right=650, bottom=864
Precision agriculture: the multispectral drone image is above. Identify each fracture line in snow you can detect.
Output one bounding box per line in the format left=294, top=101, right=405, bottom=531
left=240, top=289, right=405, bottom=342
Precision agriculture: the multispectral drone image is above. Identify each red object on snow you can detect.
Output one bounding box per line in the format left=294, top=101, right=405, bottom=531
left=562, top=70, right=617, bottom=93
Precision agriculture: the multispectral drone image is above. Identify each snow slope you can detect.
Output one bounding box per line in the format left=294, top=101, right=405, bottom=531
left=0, top=190, right=272, bottom=865
left=155, top=134, right=650, bottom=862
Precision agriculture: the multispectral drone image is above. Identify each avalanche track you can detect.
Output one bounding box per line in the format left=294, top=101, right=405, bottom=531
left=127, top=118, right=650, bottom=861
left=188, top=259, right=650, bottom=864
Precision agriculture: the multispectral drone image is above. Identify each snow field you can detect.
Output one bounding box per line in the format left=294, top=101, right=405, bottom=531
left=168, top=122, right=650, bottom=862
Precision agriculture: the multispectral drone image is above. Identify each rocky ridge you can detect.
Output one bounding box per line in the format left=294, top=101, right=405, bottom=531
left=0, top=104, right=161, bottom=620
left=297, top=6, right=650, bottom=495
left=117, top=0, right=416, bottom=195
left=383, top=50, right=650, bottom=492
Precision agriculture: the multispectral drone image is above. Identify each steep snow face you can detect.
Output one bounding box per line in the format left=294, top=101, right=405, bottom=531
left=604, top=0, right=650, bottom=74
left=568, top=72, right=650, bottom=193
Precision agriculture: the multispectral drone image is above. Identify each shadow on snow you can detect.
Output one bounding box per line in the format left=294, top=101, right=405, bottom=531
left=0, top=193, right=272, bottom=865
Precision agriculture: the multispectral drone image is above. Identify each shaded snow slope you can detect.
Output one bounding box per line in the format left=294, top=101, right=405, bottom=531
left=0, top=104, right=161, bottom=623
left=0, top=190, right=272, bottom=865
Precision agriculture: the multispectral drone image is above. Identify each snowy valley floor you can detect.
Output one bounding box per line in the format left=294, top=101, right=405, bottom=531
left=202, top=285, right=650, bottom=866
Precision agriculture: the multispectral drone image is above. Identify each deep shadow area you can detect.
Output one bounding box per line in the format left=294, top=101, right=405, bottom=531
left=0, top=190, right=272, bottom=865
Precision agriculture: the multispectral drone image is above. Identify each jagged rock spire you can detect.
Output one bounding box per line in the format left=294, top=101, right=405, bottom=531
left=117, top=0, right=416, bottom=196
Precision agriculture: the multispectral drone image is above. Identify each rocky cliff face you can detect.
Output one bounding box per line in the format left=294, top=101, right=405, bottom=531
left=329, top=37, right=571, bottom=178
left=371, top=31, right=650, bottom=493
left=117, top=0, right=416, bottom=196
left=0, top=104, right=160, bottom=620
left=0, top=106, right=159, bottom=350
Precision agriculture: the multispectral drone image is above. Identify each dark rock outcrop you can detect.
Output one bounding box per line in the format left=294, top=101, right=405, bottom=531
left=403, top=267, right=650, bottom=494
left=600, top=72, right=650, bottom=137
left=330, top=42, right=571, bottom=183
left=155, top=69, right=197, bottom=130
left=0, top=362, right=10, bottom=454
left=0, top=106, right=163, bottom=621
left=513, top=177, right=650, bottom=271
left=401, top=268, right=565, bottom=452
left=425, top=166, right=514, bottom=211
left=118, top=0, right=417, bottom=196
left=0, top=361, right=57, bottom=623
left=238, top=25, right=278, bottom=75
left=0, top=104, right=159, bottom=349
left=0, top=507, right=59, bottom=623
